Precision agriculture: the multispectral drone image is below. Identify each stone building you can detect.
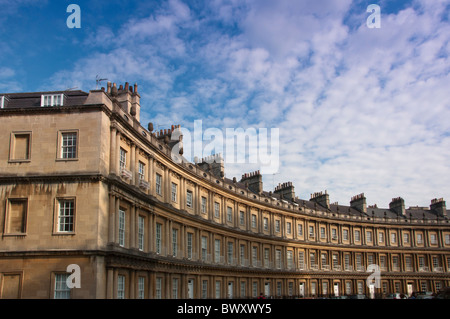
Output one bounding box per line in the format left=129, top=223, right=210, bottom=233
left=0, top=83, right=449, bottom=299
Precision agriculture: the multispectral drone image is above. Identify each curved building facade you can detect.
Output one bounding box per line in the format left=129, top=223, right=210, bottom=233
left=0, top=83, right=449, bottom=299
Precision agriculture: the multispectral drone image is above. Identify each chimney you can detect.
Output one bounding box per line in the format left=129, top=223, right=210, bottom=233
left=389, top=197, right=405, bottom=216
left=350, top=193, right=367, bottom=213
left=310, top=190, right=330, bottom=209
left=430, top=198, right=446, bottom=217
left=113, top=81, right=141, bottom=122
left=240, top=170, right=263, bottom=194
left=273, top=181, right=295, bottom=201
left=196, top=154, right=225, bottom=179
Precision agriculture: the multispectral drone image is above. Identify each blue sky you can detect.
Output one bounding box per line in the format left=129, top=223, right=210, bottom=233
left=1, top=0, right=450, bottom=209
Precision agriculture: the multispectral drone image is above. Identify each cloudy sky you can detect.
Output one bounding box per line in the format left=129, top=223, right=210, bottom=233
left=1, top=0, right=449, bottom=208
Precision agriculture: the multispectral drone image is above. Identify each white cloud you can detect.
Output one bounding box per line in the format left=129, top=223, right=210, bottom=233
left=35, top=0, right=450, bottom=208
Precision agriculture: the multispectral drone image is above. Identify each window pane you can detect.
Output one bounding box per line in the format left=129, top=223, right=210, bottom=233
left=58, top=199, right=74, bottom=232
left=61, top=132, right=77, bottom=159
left=54, top=274, right=70, bottom=299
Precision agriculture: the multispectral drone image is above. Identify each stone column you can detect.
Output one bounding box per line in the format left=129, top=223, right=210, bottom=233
left=130, top=143, right=136, bottom=184
left=106, top=268, right=114, bottom=299
left=108, top=193, right=115, bottom=243
left=115, top=131, right=121, bottom=175
left=110, top=127, right=117, bottom=174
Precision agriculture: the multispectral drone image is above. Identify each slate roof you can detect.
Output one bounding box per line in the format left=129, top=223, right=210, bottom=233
left=1, top=90, right=89, bottom=108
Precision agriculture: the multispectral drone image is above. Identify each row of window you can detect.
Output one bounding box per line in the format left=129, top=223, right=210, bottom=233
left=114, top=206, right=450, bottom=274
left=61, top=274, right=448, bottom=299
left=115, top=148, right=450, bottom=249
left=1, top=268, right=445, bottom=299
left=8, top=130, right=77, bottom=162
left=3, top=198, right=74, bottom=235
left=118, top=194, right=450, bottom=250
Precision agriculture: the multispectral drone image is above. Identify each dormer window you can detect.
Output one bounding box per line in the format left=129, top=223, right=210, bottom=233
left=0, top=95, right=8, bottom=108
left=41, top=94, right=65, bottom=107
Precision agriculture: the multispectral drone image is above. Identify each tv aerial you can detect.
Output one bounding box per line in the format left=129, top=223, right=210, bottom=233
left=96, top=75, right=108, bottom=89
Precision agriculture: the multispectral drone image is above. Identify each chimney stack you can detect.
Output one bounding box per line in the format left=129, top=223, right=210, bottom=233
left=350, top=193, right=367, bottom=213
left=430, top=198, right=446, bottom=217
left=108, top=81, right=141, bottom=122
left=196, top=154, right=225, bottom=179
left=310, top=190, right=330, bottom=209
left=389, top=197, right=405, bottom=216
left=273, top=181, right=295, bottom=201
left=240, top=170, right=263, bottom=194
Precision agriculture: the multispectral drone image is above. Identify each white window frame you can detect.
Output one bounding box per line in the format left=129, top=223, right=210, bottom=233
left=343, top=229, right=349, bottom=241
left=298, top=224, right=303, bottom=236
left=201, top=196, right=206, bottom=214
left=155, top=173, right=162, bottom=195
left=138, top=277, right=145, bottom=299
left=202, top=280, right=208, bottom=299
left=214, top=202, right=220, bottom=218
left=172, top=228, right=178, bottom=257
left=355, top=230, right=361, bottom=242
left=320, top=227, right=326, bottom=239
left=366, top=230, right=372, bottom=242
left=57, top=198, right=75, bottom=233
left=118, top=209, right=125, bottom=247
left=54, top=273, right=71, bottom=299
left=403, top=232, right=410, bottom=244
left=276, top=249, right=282, bottom=269
left=215, top=281, right=221, bottom=299
left=41, top=93, right=64, bottom=107
left=0, top=95, right=6, bottom=108
left=138, top=215, right=144, bottom=251
left=252, top=246, right=258, bottom=266
left=117, top=275, right=125, bottom=299
left=156, top=223, right=162, bottom=254
left=430, top=233, right=437, bottom=245
left=119, top=148, right=127, bottom=170
left=214, top=239, right=221, bottom=263
left=264, top=248, right=270, bottom=267
left=298, top=251, right=305, bottom=270
left=309, top=225, right=315, bottom=238
left=287, top=250, right=293, bottom=269
left=187, top=233, right=193, bottom=259
left=138, top=161, right=145, bottom=180
left=155, top=277, right=162, bottom=299
left=201, top=236, right=207, bottom=261
left=227, top=207, right=232, bottom=222
left=171, top=183, right=177, bottom=202
left=60, top=131, right=77, bottom=159
left=227, top=242, right=233, bottom=264
left=186, top=190, right=193, bottom=208
left=391, top=232, right=397, bottom=244
left=172, top=278, right=179, bottom=299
